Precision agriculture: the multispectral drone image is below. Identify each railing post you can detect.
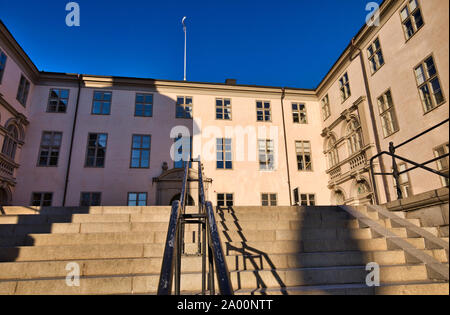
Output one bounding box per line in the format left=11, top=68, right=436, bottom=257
left=390, top=142, right=403, bottom=200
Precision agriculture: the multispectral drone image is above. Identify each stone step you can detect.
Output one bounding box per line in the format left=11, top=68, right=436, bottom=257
left=228, top=264, right=429, bottom=290
left=0, top=213, right=173, bottom=225
left=6, top=248, right=443, bottom=281
left=0, top=222, right=200, bottom=236
left=234, top=281, right=449, bottom=295
left=0, top=243, right=166, bottom=262
left=0, top=227, right=384, bottom=247
left=0, top=264, right=431, bottom=295
left=0, top=206, right=175, bottom=216
left=217, top=211, right=351, bottom=222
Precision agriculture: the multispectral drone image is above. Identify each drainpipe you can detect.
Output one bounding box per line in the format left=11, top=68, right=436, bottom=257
left=351, top=39, right=391, bottom=204
left=63, top=74, right=82, bottom=207
left=280, top=88, right=293, bottom=205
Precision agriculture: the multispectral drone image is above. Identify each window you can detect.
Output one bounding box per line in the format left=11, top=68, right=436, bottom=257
left=176, top=96, right=193, bottom=119
left=367, top=38, right=385, bottom=73
left=377, top=90, right=399, bottom=137
left=131, top=135, right=151, bottom=168
left=256, top=101, right=271, bottom=122
left=16, top=75, right=30, bottom=107
left=258, top=139, right=275, bottom=171
left=300, top=194, right=316, bottom=206
left=174, top=136, right=192, bottom=169
left=400, top=0, right=424, bottom=40
left=346, top=119, right=364, bottom=155
left=217, top=193, right=234, bottom=207
left=262, top=194, right=277, bottom=206
left=47, top=89, right=69, bottom=113
left=92, top=91, right=112, bottom=115
left=217, top=138, right=232, bottom=169
left=395, top=163, right=412, bottom=198
left=321, top=95, right=331, bottom=121
left=135, top=93, right=153, bottom=117
left=415, top=56, right=445, bottom=113
left=38, top=132, right=62, bottom=167
left=216, top=98, right=232, bottom=120
left=0, top=50, right=6, bottom=84
left=296, top=141, right=312, bottom=171
left=339, top=73, right=351, bottom=102
left=80, top=192, right=102, bottom=207
left=1, top=125, right=19, bottom=160
left=128, top=193, right=148, bottom=206
left=327, top=136, right=339, bottom=168
left=85, top=133, right=108, bottom=168
left=31, top=193, right=53, bottom=207
left=434, top=143, right=449, bottom=187
left=292, top=103, right=308, bottom=124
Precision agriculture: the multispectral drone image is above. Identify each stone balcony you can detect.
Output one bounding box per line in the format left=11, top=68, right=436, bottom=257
left=0, top=153, right=18, bottom=185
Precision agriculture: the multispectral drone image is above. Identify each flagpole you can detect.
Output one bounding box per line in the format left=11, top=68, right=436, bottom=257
left=182, top=17, right=187, bottom=81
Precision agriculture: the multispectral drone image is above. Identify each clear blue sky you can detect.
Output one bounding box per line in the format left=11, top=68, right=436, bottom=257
left=0, top=0, right=382, bottom=89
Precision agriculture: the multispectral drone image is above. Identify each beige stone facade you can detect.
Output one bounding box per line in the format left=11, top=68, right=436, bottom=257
left=0, top=0, right=448, bottom=208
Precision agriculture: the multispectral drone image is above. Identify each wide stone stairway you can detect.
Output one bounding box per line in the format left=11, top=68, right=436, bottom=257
left=0, top=205, right=448, bottom=295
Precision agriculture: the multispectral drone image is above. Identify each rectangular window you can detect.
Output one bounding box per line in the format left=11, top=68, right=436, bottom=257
left=258, top=139, right=275, bottom=171
left=128, top=192, right=148, bottom=206
left=176, top=96, right=193, bottom=119
left=321, top=95, right=331, bottom=121
left=174, top=136, right=192, bottom=169
left=400, top=0, right=424, bottom=40
left=434, top=143, right=449, bottom=187
left=0, top=50, right=7, bottom=84
left=395, top=163, right=412, bottom=198
left=85, top=133, right=108, bottom=168
left=217, top=193, right=234, bottom=207
left=262, top=193, right=277, bottom=206
left=415, top=56, right=445, bottom=113
left=292, top=103, right=308, bottom=124
left=377, top=90, right=399, bottom=137
left=216, top=98, right=232, bottom=120
left=80, top=192, right=102, bottom=207
left=217, top=138, right=232, bottom=169
left=256, top=101, right=271, bottom=122
left=31, top=193, right=53, bottom=207
left=135, top=93, right=153, bottom=117
left=131, top=135, right=151, bottom=168
left=300, top=194, right=316, bottom=206
left=296, top=141, right=313, bottom=171
left=16, top=75, right=30, bottom=107
left=47, top=89, right=69, bottom=113
left=38, top=131, right=62, bottom=167
left=92, top=91, right=112, bottom=115
left=367, top=38, right=385, bottom=73
left=339, top=73, right=351, bottom=102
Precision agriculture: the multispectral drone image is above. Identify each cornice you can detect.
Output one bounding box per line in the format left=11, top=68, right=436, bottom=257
left=0, top=21, right=39, bottom=83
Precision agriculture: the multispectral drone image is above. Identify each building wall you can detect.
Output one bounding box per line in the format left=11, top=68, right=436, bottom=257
left=1, top=0, right=449, bottom=207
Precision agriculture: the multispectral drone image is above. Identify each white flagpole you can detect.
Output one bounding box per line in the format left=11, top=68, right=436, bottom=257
left=182, top=17, right=187, bottom=81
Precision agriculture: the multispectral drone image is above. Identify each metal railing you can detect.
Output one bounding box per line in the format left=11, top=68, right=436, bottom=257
left=370, top=118, right=449, bottom=204
left=157, top=160, right=234, bottom=295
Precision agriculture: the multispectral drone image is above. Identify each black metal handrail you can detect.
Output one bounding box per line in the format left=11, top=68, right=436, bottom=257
left=157, top=160, right=234, bottom=295
left=157, top=161, right=189, bottom=295
left=370, top=118, right=449, bottom=204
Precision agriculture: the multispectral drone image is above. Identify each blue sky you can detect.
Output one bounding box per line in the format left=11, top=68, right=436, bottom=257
left=0, top=0, right=382, bottom=89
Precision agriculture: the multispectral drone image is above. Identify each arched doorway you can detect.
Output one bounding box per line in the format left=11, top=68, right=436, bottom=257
left=170, top=194, right=195, bottom=206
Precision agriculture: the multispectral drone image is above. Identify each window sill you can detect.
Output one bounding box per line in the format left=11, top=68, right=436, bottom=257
left=423, top=100, right=446, bottom=116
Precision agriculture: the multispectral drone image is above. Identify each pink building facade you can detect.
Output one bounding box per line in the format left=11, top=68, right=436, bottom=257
left=0, top=0, right=448, bottom=208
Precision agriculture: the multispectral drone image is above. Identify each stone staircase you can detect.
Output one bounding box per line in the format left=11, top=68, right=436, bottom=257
left=0, top=205, right=448, bottom=295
